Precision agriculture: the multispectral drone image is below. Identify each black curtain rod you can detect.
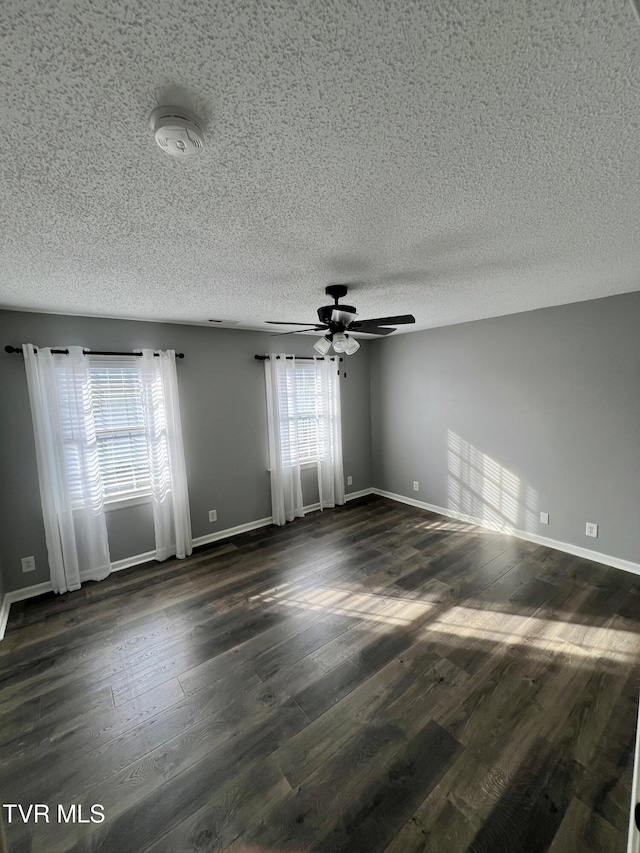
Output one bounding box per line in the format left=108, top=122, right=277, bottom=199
left=5, top=346, right=185, bottom=359
left=254, top=354, right=342, bottom=361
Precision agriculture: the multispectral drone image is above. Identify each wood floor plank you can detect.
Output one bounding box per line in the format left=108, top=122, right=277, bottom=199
left=3, top=677, right=186, bottom=772
left=178, top=600, right=352, bottom=696
left=462, top=736, right=584, bottom=853
left=548, top=796, right=624, bottom=853
left=7, top=668, right=258, bottom=804
left=10, top=662, right=316, bottom=852
left=141, top=756, right=291, bottom=853
left=313, top=720, right=461, bottom=852
left=251, top=612, right=357, bottom=680
left=60, top=701, right=308, bottom=853
left=273, top=651, right=467, bottom=790
left=237, top=717, right=461, bottom=852
left=1, top=495, right=638, bottom=853
left=537, top=664, right=628, bottom=767
left=242, top=649, right=472, bottom=850
left=294, top=624, right=431, bottom=721
left=574, top=666, right=640, bottom=833
left=382, top=749, right=492, bottom=852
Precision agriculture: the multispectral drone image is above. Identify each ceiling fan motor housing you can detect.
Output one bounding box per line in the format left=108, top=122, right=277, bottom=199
left=317, top=304, right=357, bottom=326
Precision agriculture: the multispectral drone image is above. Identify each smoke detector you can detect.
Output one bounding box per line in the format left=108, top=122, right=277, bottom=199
left=150, top=106, right=205, bottom=158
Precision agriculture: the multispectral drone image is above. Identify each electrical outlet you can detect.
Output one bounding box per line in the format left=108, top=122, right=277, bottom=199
left=347, top=476, right=352, bottom=486
left=21, top=556, right=36, bottom=573
left=586, top=522, right=598, bottom=538
left=208, top=510, right=217, bottom=523
left=539, top=512, right=549, bottom=525
left=413, top=481, right=419, bottom=492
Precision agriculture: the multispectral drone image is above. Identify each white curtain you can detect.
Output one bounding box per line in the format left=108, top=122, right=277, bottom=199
left=138, top=350, right=192, bottom=560
left=264, top=354, right=344, bottom=526
left=315, top=356, right=345, bottom=510
left=264, top=355, right=304, bottom=525
left=23, top=344, right=111, bottom=594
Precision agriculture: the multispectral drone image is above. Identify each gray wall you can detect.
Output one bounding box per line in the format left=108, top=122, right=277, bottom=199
left=4, top=289, right=638, bottom=595
left=370, top=291, right=640, bottom=565
left=0, top=311, right=372, bottom=593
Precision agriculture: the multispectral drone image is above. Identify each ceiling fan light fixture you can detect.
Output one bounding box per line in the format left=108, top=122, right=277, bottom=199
left=331, top=332, right=348, bottom=354
left=314, top=335, right=332, bottom=355
left=344, top=336, right=360, bottom=355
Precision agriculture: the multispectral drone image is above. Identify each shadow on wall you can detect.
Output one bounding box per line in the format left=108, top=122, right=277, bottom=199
left=447, top=431, right=539, bottom=534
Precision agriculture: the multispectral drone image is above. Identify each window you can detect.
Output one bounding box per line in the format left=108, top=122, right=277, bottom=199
left=87, top=359, right=151, bottom=502
left=56, top=357, right=152, bottom=508
left=24, top=344, right=192, bottom=588
left=277, top=362, right=328, bottom=466
left=264, top=354, right=344, bottom=524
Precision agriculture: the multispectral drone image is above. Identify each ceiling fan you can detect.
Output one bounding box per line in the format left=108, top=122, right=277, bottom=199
left=266, top=285, right=416, bottom=355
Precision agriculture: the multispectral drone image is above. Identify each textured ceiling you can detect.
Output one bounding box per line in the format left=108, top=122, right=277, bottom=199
left=2, top=0, right=640, bottom=335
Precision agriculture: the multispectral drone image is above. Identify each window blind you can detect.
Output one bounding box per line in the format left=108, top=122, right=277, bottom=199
left=277, top=364, right=328, bottom=465
left=88, top=359, right=151, bottom=499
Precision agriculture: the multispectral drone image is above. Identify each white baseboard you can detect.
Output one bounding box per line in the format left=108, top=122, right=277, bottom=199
left=371, top=488, right=640, bottom=577
left=345, top=488, right=374, bottom=502
left=0, top=581, right=55, bottom=641
left=0, top=596, right=10, bottom=642
left=192, top=489, right=373, bottom=550
left=109, top=550, right=157, bottom=573
left=192, top=516, right=274, bottom=549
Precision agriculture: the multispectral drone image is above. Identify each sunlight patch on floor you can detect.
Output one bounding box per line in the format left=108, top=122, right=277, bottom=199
left=410, top=518, right=472, bottom=533
left=252, top=582, right=640, bottom=665
left=427, top=605, right=639, bottom=664
left=254, top=584, right=437, bottom=627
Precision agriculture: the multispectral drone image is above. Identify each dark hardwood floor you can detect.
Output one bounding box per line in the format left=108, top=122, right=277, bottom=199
left=1, top=495, right=639, bottom=852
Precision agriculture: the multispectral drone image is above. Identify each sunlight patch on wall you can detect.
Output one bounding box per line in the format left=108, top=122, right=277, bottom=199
left=448, top=431, right=520, bottom=530
left=524, top=485, right=539, bottom=534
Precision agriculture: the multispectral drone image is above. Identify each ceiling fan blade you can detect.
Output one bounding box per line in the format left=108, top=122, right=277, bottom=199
left=351, top=326, right=395, bottom=336
left=266, top=321, right=324, bottom=326
left=270, top=328, right=323, bottom=337
left=354, top=314, right=416, bottom=327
